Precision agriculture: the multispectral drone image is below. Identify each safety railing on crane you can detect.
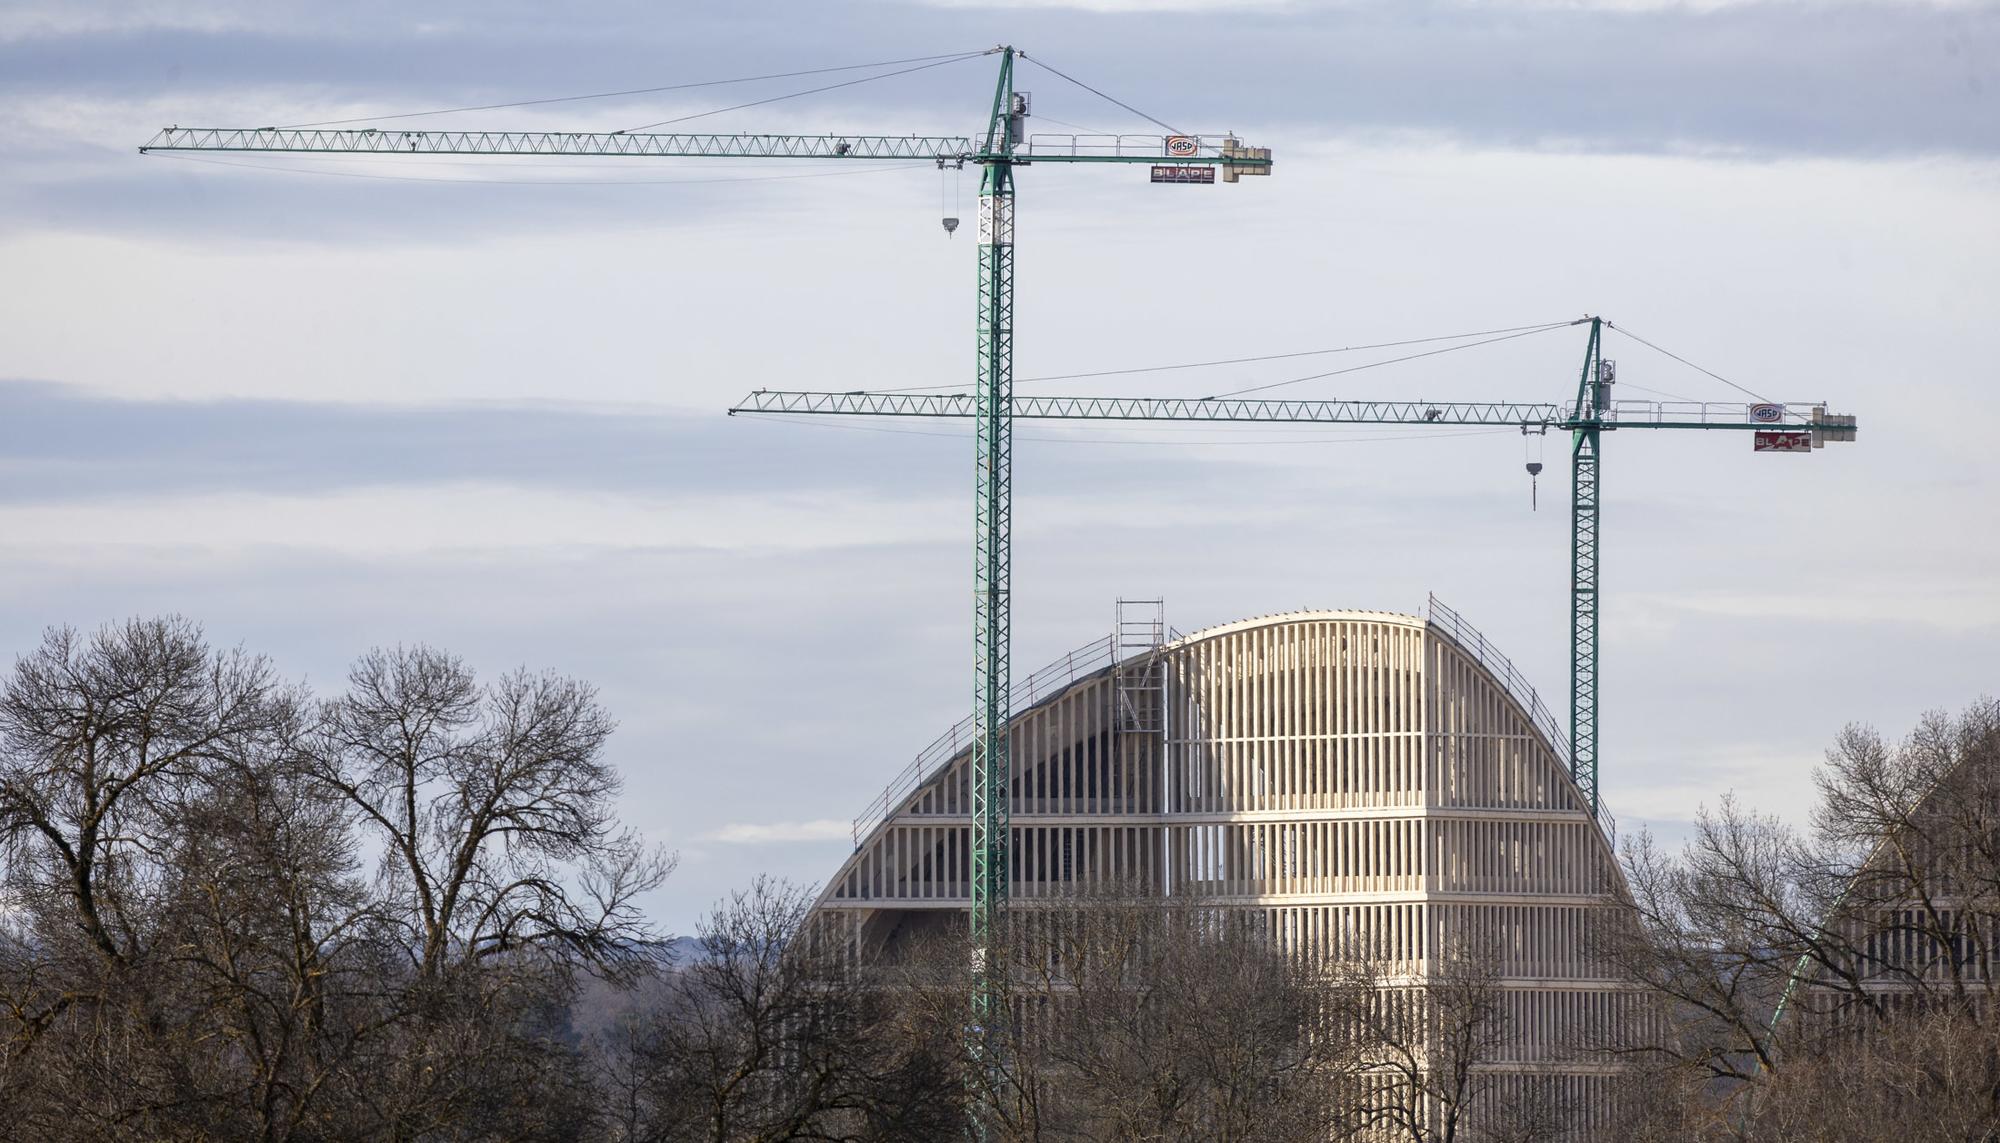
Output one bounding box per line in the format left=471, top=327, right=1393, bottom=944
left=1600, top=399, right=1824, bottom=428
left=1022, top=133, right=1228, bottom=159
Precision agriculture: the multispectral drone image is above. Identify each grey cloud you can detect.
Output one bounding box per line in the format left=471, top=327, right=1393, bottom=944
left=0, top=380, right=922, bottom=501
left=0, top=151, right=786, bottom=243
left=0, top=378, right=1375, bottom=505
left=2, top=2, right=1996, bottom=245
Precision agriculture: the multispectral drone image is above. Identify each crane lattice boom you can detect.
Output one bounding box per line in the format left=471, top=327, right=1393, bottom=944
left=731, top=390, right=1843, bottom=431
left=140, top=127, right=1274, bottom=169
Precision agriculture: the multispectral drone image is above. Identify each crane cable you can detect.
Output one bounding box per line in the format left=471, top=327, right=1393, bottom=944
left=874, top=321, right=1581, bottom=395
left=1017, top=52, right=1187, bottom=138
left=1206, top=322, right=1578, bottom=399
left=866, top=319, right=1735, bottom=406
left=1604, top=321, right=1769, bottom=403
left=619, top=51, right=991, bottom=133
left=277, top=50, right=996, bottom=130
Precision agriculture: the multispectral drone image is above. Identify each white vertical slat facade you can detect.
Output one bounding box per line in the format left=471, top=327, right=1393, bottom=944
left=812, top=608, right=1642, bottom=1135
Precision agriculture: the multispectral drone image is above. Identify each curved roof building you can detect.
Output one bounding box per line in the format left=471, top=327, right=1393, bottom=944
left=813, top=599, right=1643, bottom=1135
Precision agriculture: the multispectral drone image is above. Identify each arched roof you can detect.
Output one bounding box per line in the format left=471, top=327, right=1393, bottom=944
left=1165, top=608, right=1426, bottom=648
left=820, top=604, right=1614, bottom=904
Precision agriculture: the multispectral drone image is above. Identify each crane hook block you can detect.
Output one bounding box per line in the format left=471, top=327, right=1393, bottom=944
left=942, top=216, right=960, bottom=238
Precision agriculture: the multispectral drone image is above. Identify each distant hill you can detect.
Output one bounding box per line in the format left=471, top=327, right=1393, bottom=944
left=566, top=935, right=703, bottom=1039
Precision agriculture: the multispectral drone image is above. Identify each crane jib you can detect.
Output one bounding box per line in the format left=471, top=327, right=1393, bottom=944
left=138, top=127, right=1275, bottom=169
left=141, top=128, right=981, bottom=160
left=727, top=390, right=1852, bottom=433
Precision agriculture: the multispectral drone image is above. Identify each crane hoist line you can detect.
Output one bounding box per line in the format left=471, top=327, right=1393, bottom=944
left=139, top=44, right=1276, bottom=1099
left=728, top=315, right=1862, bottom=822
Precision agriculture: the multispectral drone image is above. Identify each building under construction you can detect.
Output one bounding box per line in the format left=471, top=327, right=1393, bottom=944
left=810, top=598, right=1649, bottom=1134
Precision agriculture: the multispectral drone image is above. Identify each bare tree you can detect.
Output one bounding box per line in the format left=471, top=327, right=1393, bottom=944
left=1337, top=941, right=1515, bottom=1143
left=612, top=876, right=959, bottom=1143
left=307, top=645, right=673, bottom=979
left=144, top=733, right=380, bottom=1141
left=1747, top=1005, right=2000, bottom=1143
left=0, top=619, right=283, bottom=979
left=0, top=621, right=676, bottom=1141
left=0, top=617, right=311, bottom=1139
left=299, top=644, right=674, bottom=1141
left=1809, top=701, right=2000, bottom=1019
left=1601, top=803, right=1814, bottom=1100
left=941, top=890, right=1365, bottom=1142
left=1598, top=699, right=2000, bottom=1139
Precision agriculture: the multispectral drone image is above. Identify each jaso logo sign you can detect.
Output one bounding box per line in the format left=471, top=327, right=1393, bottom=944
left=1748, top=403, right=1786, bottom=424
left=1164, top=135, right=1198, bottom=157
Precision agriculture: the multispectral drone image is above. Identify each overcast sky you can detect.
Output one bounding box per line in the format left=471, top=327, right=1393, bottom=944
left=3, top=0, right=1995, bottom=932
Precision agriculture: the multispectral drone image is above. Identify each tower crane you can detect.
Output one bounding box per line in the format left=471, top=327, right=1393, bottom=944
left=139, top=45, right=1274, bottom=1073
left=729, top=316, right=1860, bottom=817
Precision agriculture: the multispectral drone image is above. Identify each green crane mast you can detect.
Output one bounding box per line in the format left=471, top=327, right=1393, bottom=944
left=730, top=316, right=1859, bottom=816
left=1570, top=319, right=1606, bottom=811
left=140, top=46, right=1274, bottom=1089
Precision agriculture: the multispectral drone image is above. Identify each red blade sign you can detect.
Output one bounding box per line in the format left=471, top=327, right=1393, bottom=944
left=1753, top=430, right=1812, bottom=453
